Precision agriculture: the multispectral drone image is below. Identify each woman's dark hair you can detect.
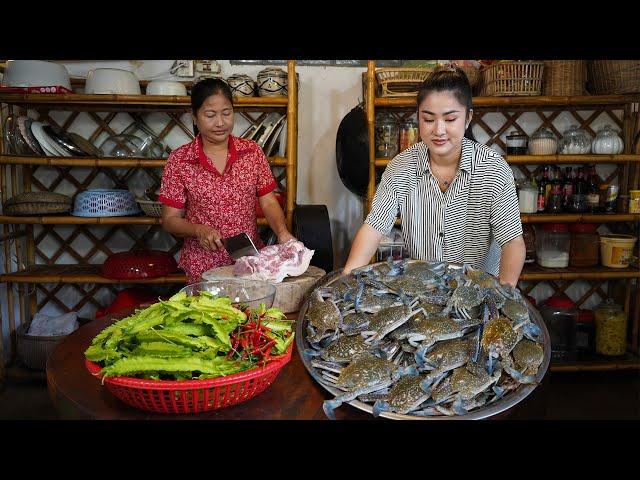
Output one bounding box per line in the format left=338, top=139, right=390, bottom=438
left=416, top=64, right=473, bottom=114
left=190, top=77, right=233, bottom=113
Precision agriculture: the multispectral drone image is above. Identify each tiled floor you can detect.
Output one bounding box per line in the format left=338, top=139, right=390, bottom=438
left=1, top=369, right=638, bottom=420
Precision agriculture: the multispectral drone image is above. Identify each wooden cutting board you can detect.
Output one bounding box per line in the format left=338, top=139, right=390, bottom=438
left=200, top=265, right=326, bottom=313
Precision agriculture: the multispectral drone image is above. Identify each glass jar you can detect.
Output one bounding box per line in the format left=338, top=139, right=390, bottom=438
left=522, top=224, right=536, bottom=264
left=518, top=180, right=538, bottom=213
left=539, top=293, right=578, bottom=360
left=528, top=127, right=557, bottom=155
left=576, top=309, right=595, bottom=354
left=506, top=130, right=527, bottom=155
left=594, top=300, right=627, bottom=356
left=536, top=223, right=570, bottom=268
left=399, top=117, right=419, bottom=152
left=558, top=125, right=592, bottom=154
left=569, top=223, right=599, bottom=267
left=591, top=124, right=624, bottom=154
left=375, top=114, right=399, bottom=158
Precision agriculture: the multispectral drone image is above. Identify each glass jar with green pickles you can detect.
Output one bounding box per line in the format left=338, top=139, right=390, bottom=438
left=594, top=300, right=627, bottom=356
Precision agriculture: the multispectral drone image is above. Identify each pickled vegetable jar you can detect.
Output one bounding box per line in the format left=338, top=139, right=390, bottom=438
left=594, top=300, right=627, bottom=356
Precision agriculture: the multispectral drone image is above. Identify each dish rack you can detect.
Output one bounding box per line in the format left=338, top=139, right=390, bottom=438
left=480, top=61, right=544, bottom=96
left=85, top=344, right=293, bottom=414
left=137, top=199, right=162, bottom=217
left=375, top=68, right=433, bottom=97
left=71, top=189, right=140, bottom=217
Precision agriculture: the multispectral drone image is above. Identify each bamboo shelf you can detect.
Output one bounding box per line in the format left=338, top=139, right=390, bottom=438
left=0, top=264, right=187, bottom=284
left=375, top=154, right=640, bottom=168
left=0, top=93, right=288, bottom=111
left=550, top=352, right=640, bottom=372
left=520, top=264, right=640, bottom=281
left=374, top=94, right=640, bottom=108
left=0, top=155, right=288, bottom=167
left=520, top=214, right=639, bottom=223
left=0, top=216, right=270, bottom=225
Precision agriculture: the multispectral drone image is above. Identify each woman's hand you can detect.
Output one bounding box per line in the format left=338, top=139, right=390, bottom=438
left=277, top=231, right=296, bottom=244
left=195, top=224, right=224, bottom=251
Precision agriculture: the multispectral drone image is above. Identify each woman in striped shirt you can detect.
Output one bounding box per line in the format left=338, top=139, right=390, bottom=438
left=343, top=65, right=525, bottom=286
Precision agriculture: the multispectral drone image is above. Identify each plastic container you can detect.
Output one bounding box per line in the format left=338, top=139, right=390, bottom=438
left=569, top=223, right=599, bottom=267
left=518, top=181, right=538, bottom=213
left=539, top=293, right=578, bottom=360
left=102, top=249, right=178, bottom=280
left=594, top=300, right=627, bottom=356
left=506, top=130, right=527, bottom=155
left=374, top=113, right=399, bottom=158
left=576, top=309, right=595, bottom=353
left=536, top=223, right=570, bottom=268
left=629, top=190, right=640, bottom=213
left=528, top=127, right=558, bottom=155
left=71, top=189, right=140, bottom=217
left=599, top=234, right=637, bottom=268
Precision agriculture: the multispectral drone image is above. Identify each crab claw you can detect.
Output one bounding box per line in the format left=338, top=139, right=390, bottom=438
left=522, top=322, right=543, bottom=343
left=372, top=400, right=390, bottom=417
left=452, top=396, right=468, bottom=416
left=492, top=385, right=506, bottom=398
left=323, top=398, right=343, bottom=420
left=302, top=348, right=321, bottom=359
left=503, top=365, right=537, bottom=384
left=354, top=282, right=366, bottom=312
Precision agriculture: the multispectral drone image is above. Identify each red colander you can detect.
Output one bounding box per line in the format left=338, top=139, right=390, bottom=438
left=101, top=249, right=178, bottom=280
left=95, top=287, right=160, bottom=318
left=85, top=344, right=293, bottom=414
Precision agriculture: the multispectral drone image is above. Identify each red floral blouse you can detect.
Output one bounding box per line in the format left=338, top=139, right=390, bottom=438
left=159, top=134, right=277, bottom=283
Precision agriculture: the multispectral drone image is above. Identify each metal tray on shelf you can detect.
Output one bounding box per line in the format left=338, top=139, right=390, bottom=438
left=295, top=260, right=551, bottom=420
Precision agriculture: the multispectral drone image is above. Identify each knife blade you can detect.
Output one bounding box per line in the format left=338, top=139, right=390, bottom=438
left=221, top=232, right=260, bottom=260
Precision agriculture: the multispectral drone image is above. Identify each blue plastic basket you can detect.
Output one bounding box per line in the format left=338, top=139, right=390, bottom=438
left=71, top=189, right=141, bottom=217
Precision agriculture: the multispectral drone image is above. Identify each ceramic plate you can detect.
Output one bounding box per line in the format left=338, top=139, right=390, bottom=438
left=17, top=117, right=45, bottom=155
left=264, top=117, right=286, bottom=157
left=30, top=121, right=60, bottom=156
left=42, top=125, right=87, bottom=156
left=256, top=113, right=284, bottom=148
left=278, top=119, right=288, bottom=157
left=67, top=133, right=103, bottom=157
left=41, top=126, right=73, bottom=156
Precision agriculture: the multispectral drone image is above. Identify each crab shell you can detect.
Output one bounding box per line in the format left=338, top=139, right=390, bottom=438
left=512, top=339, right=544, bottom=373
left=336, top=354, right=397, bottom=391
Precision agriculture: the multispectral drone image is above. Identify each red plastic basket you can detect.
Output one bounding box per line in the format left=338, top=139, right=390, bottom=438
left=101, top=249, right=178, bottom=280
left=85, top=345, right=293, bottom=414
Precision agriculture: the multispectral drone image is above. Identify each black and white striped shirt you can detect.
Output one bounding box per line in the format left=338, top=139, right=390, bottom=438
left=365, top=137, right=522, bottom=276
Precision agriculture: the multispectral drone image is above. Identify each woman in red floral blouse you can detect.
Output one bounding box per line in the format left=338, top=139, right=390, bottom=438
left=159, top=78, right=295, bottom=283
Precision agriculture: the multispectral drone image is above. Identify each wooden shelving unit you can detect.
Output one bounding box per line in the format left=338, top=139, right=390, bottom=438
left=365, top=60, right=640, bottom=372
left=0, top=61, right=299, bottom=371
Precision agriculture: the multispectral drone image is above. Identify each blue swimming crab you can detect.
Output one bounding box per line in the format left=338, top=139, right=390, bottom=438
left=441, top=282, right=485, bottom=320
left=339, top=311, right=372, bottom=335
left=371, top=367, right=431, bottom=417
left=395, top=312, right=482, bottom=348
left=304, top=334, right=372, bottom=364
left=361, top=296, right=424, bottom=345
left=416, top=336, right=477, bottom=388
left=305, top=290, right=342, bottom=343
left=322, top=353, right=405, bottom=419
left=438, top=361, right=503, bottom=415
left=503, top=338, right=544, bottom=384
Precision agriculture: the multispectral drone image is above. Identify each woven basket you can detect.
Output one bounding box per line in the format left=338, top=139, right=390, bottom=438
left=460, top=65, right=480, bottom=89
left=543, top=60, right=586, bottom=96
left=588, top=60, right=640, bottom=94
left=16, top=323, right=68, bottom=371
left=137, top=199, right=162, bottom=217
left=375, top=68, right=433, bottom=97
left=3, top=191, right=72, bottom=216
left=481, top=61, right=544, bottom=96
left=85, top=343, right=293, bottom=414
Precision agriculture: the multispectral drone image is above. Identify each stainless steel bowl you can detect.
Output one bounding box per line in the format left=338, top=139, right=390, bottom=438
left=295, top=261, right=551, bottom=420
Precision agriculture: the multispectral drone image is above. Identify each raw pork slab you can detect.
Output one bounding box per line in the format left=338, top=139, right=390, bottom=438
left=232, top=240, right=314, bottom=283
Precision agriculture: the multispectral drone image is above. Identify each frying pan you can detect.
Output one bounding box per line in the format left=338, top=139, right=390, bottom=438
left=335, top=104, right=380, bottom=197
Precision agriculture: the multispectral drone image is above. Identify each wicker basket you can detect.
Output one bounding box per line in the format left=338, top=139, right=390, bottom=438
left=481, top=61, right=544, bottom=96
left=3, top=191, right=72, bottom=216
left=460, top=65, right=480, bottom=90
left=588, top=60, right=640, bottom=94
left=375, top=68, right=433, bottom=97
left=85, top=343, right=293, bottom=414
left=16, top=323, right=68, bottom=371
left=543, top=60, right=586, bottom=96
left=137, top=199, right=162, bottom=217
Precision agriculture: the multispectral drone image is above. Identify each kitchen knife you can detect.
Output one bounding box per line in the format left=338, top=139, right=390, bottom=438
left=221, top=232, right=260, bottom=260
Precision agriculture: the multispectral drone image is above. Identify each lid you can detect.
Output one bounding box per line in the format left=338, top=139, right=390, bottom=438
left=595, top=298, right=622, bottom=313
left=569, top=223, right=598, bottom=233
left=577, top=309, right=595, bottom=323
left=507, top=130, right=527, bottom=139
left=544, top=293, right=575, bottom=309
left=542, top=223, right=569, bottom=232
left=595, top=124, right=620, bottom=138
left=519, top=180, right=536, bottom=191
left=630, top=190, right=640, bottom=194
left=530, top=127, right=556, bottom=140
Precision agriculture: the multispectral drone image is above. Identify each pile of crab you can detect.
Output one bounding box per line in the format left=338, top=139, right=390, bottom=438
left=301, top=260, right=547, bottom=419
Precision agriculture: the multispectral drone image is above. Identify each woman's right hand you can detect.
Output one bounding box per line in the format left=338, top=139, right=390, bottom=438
left=194, top=224, right=224, bottom=251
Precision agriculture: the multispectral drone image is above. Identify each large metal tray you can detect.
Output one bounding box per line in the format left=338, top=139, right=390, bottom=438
left=295, top=261, right=551, bottom=420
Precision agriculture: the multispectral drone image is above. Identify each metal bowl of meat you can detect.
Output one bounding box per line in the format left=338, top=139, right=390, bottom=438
left=295, top=260, right=551, bottom=420
left=180, top=279, right=276, bottom=310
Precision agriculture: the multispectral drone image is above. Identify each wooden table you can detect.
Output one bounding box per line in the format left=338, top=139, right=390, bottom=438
left=46, top=308, right=549, bottom=420
left=46, top=308, right=371, bottom=420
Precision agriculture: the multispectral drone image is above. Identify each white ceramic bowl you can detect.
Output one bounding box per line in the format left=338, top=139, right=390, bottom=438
left=85, top=68, right=141, bottom=95
left=145, top=80, right=187, bottom=96
left=2, top=60, right=71, bottom=89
